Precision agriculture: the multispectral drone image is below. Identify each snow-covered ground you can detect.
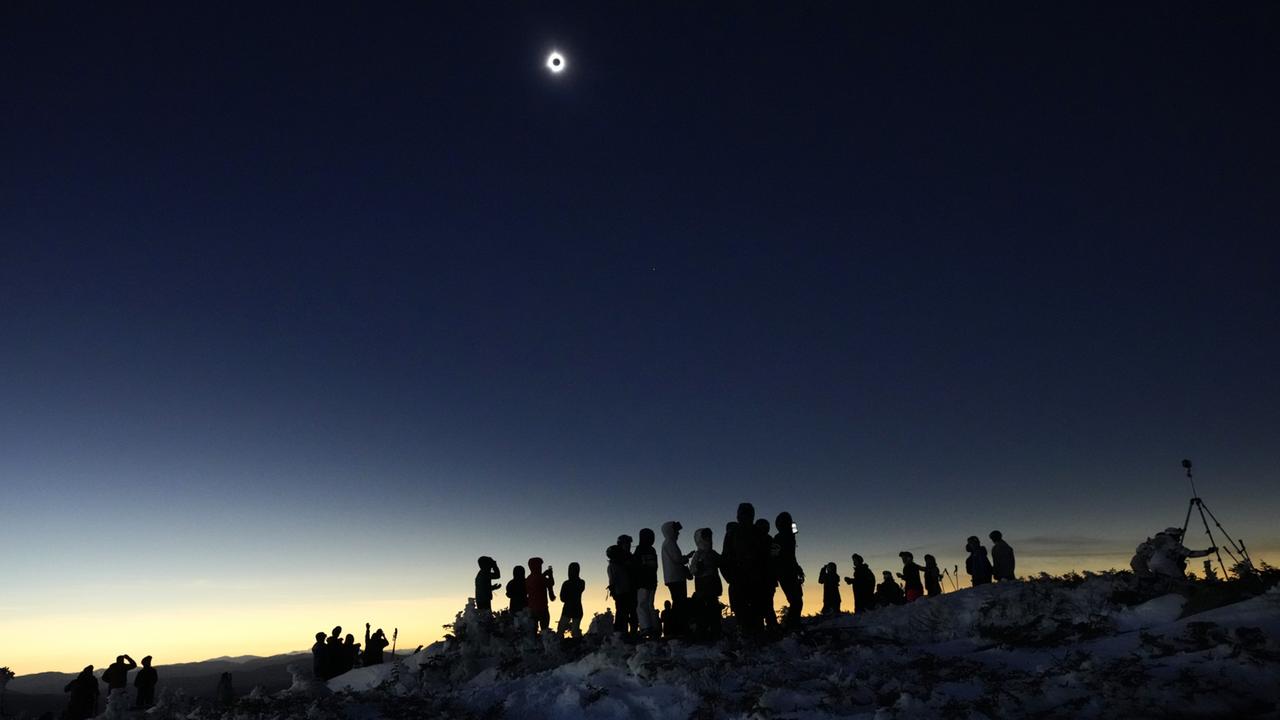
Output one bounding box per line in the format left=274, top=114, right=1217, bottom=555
left=108, top=574, right=1280, bottom=719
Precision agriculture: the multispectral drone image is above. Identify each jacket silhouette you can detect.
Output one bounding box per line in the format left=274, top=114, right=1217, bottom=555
left=557, top=561, right=585, bottom=638
left=898, top=552, right=925, bottom=602
left=876, top=571, right=905, bottom=606
left=63, top=666, right=99, bottom=720
left=311, top=632, right=328, bottom=679
left=133, top=656, right=157, bottom=709
left=755, top=518, right=779, bottom=631
left=923, top=555, right=943, bottom=597
left=507, top=566, right=529, bottom=614
left=990, top=532, right=1016, bottom=581
left=688, top=527, right=724, bottom=641
left=965, top=537, right=994, bottom=586
left=844, top=555, right=876, bottom=613
left=660, top=521, right=693, bottom=602
left=324, top=627, right=344, bottom=678
left=635, top=529, right=660, bottom=637
left=818, top=562, right=842, bottom=614
left=475, top=556, right=501, bottom=612
left=525, top=557, right=556, bottom=633
left=364, top=625, right=388, bottom=666
left=606, top=544, right=637, bottom=634
left=101, top=655, right=136, bottom=691
left=773, top=512, right=804, bottom=629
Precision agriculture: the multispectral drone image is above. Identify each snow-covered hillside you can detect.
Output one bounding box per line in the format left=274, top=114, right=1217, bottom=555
left=98, top=574, right=1280, bottom=719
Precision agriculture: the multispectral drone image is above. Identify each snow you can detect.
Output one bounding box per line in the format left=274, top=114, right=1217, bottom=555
left=97, top=574, right=1280, bottom=719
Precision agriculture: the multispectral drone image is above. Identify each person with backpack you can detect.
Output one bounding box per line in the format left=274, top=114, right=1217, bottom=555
left=844, top=554, right=877, bottom=613
left=63, top=666, right=99, bottom=720
left=923, top=555, right=944, bottom=597
left=965, top=536, right=994, bottom=586
left=990, top=531, right=1016, bottom=581
left=817, top=562, right=842, bottom=614
left=876, top=570, right=905, bottom=606
left=557, top=561, right=586, bottom=639
left=897, top=551, right=925, bottom=602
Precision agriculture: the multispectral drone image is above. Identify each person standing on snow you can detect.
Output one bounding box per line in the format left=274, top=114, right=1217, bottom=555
left=635, top=529, right=661, bottom=639
left=845, top=554, right=877, bottom=613
left=525, top=557, right=557, bottom=635
left=897, top=552, right=926, bottom=602
left=688, top=527, right=724, bottom=641
left=923, top=555, right=943, bottom=597
left=722, top=503, right=764, bottom=634
left=310, top=632, right=328, bottom=679
left=818, top=562, right=842, bottom=614
left=876, top=570, right=906, bottom=605
left=363, top=625, right=388, bottom=666
left=101, top=654, right=136, bottom=696
left=557, top=561, right=586, bottom=638
left=965, top=536, right=994, bottom=586
left=661, top=521, right=693, bottom=603
left=606, top=544, right=636, bottom=635
left=474, top=556, right=502, bottom=612
left=755, top=518, right=780, bottom=632
left=773, top=512, right=805, bottom=630
left=990, top=531, right=1016, bottom=581
left=133, top=656, right=158, bottom=709
left=506, top=565, right=528, bottom=615
left=63, top=666, right=100, bottom=720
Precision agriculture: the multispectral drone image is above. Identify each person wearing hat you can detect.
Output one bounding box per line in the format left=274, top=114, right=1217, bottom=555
left=1147, top=527, right=1215, bottom=579
left=965, top=536, right=994, bottom=586
left=989, top=531, right=1016, bottom=582
left=897, top=551, right=925, bottom=602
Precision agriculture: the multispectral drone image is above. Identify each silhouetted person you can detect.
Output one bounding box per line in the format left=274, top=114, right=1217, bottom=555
left=965, top=536, right=993, bottom=586
left=311, top=632, right=328, bottom=679
left=557, top=561, right=585, bottom=638
left=507, top=565, right=528, bottom=615
left=818, top=562, right=842, bottom=614
left=475, top=556, right=501, bottom=612
left=923, top=555, right=943, bottom=597
left=754, top=518, right=779, bottom=632
left=616, top=534, right=640, bottom=634
left=525, top=557, right=556, bottom=634
left=341, top=634, right=358, bottom=673
left=1147, top=527, right=1215, bottom=579
left=898, top=552, right=925, bottom=602
left=63, top=666, right=99, bottom=720
left=101, top=655, right=136, bottom=693
left=133, top=656, right=157, bottom=709
left=989, top=531, right=1016, bottom=581
left=876, top=570, right=905, bottom=606
left=773, top=512, right=804, bottom=630
left=688, top=527, right=723, bottom=641
left=845, top=554, right=876, bottom=613
left=661, top=521, right=693, bottom=603
left=325, top=627, right=343, bottom=678
left=215, top=672, right=233, bottom=707
left=721, top=503, right=760, bottom=632
left=606, top=544, right=636, bottom=634
left=364, top=625, right=389, bottom=666
left=635, top=528, right=660, bottom=639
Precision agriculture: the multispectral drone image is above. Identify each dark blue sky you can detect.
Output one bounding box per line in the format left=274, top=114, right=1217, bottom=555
left=2, top=2, right=1278, bottom=671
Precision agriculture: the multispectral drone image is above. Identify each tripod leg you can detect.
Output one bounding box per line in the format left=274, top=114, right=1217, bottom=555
left=1198, top=500, right=1253, bottom=568
left=1194, top=502, right=1231, bottom=580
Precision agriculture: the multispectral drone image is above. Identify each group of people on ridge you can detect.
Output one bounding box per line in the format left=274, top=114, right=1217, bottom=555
left=310, top=623, right=391, bottom=680
left=61, top=654, right=158, bottom=719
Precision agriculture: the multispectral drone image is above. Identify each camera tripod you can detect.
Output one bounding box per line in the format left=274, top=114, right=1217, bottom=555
left=1179, top=459, right=1254, bottom=580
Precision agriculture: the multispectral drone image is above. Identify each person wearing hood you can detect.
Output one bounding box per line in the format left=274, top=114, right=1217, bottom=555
left=338, top=634, right=356, bottom=673
left=817, top=562, right=842, bottom=614
left=1147, top=527, right=1215, bottom=579
left=897, top=552, right=925, bottom=602
left=606, top=544, right=636, bottom=634
left=133, top=656, right=158, bottom=709
left=876, top=570, right=906, bottom=606
left=773, top=512, right=805, bottom=630
left=990, top=531, right=1016, bottom=581
left=661, top=521, right=694, bottom=603
left=474, top=556, right=502, bottom=612
left=688, top=527, right=724, bottom=641
left=965, top=536, right=994, bottom=586
left=635, top=528, right=660, bottom=639
left=525, top=557, right=557, bottom=634
left=844, top=554, right=877, bottom=613
left=507, top=565, right=529, bottom=615
left=557, top=561, right=586, bottom=638
left=923, top=555, right=943, bottom=597
left=364, top=625, right=388, bottom=666
left=63, top=666, right=100, bottom=720
left=755, top=518, right=780, bottom=632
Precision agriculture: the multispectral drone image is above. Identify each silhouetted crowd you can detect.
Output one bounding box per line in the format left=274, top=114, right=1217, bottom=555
left=61, top=655, right=159, bottom=720
left=471, top=502, right=1022, bottom=642
left=310, top=623, right=392, bottom=680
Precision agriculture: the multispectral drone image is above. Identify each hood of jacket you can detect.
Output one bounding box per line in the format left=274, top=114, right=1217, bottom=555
left=661, top=521, right=680, bottom=541
left=737, top=502, right=755, bottom=525
left=694, top=527, right=714, bottom=551
left=775, top=511, right=793, bottom=534
left=528, top=557, right=543, bottom=573
left=638, top=528, right=655, bottom=546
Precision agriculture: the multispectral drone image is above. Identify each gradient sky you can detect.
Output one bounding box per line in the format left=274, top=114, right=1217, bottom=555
left=2, top=2, right=1278, bottom=675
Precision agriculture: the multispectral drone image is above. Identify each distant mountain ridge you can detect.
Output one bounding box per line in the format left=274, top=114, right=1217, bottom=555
left=7, top=652, right=310, bottom=696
